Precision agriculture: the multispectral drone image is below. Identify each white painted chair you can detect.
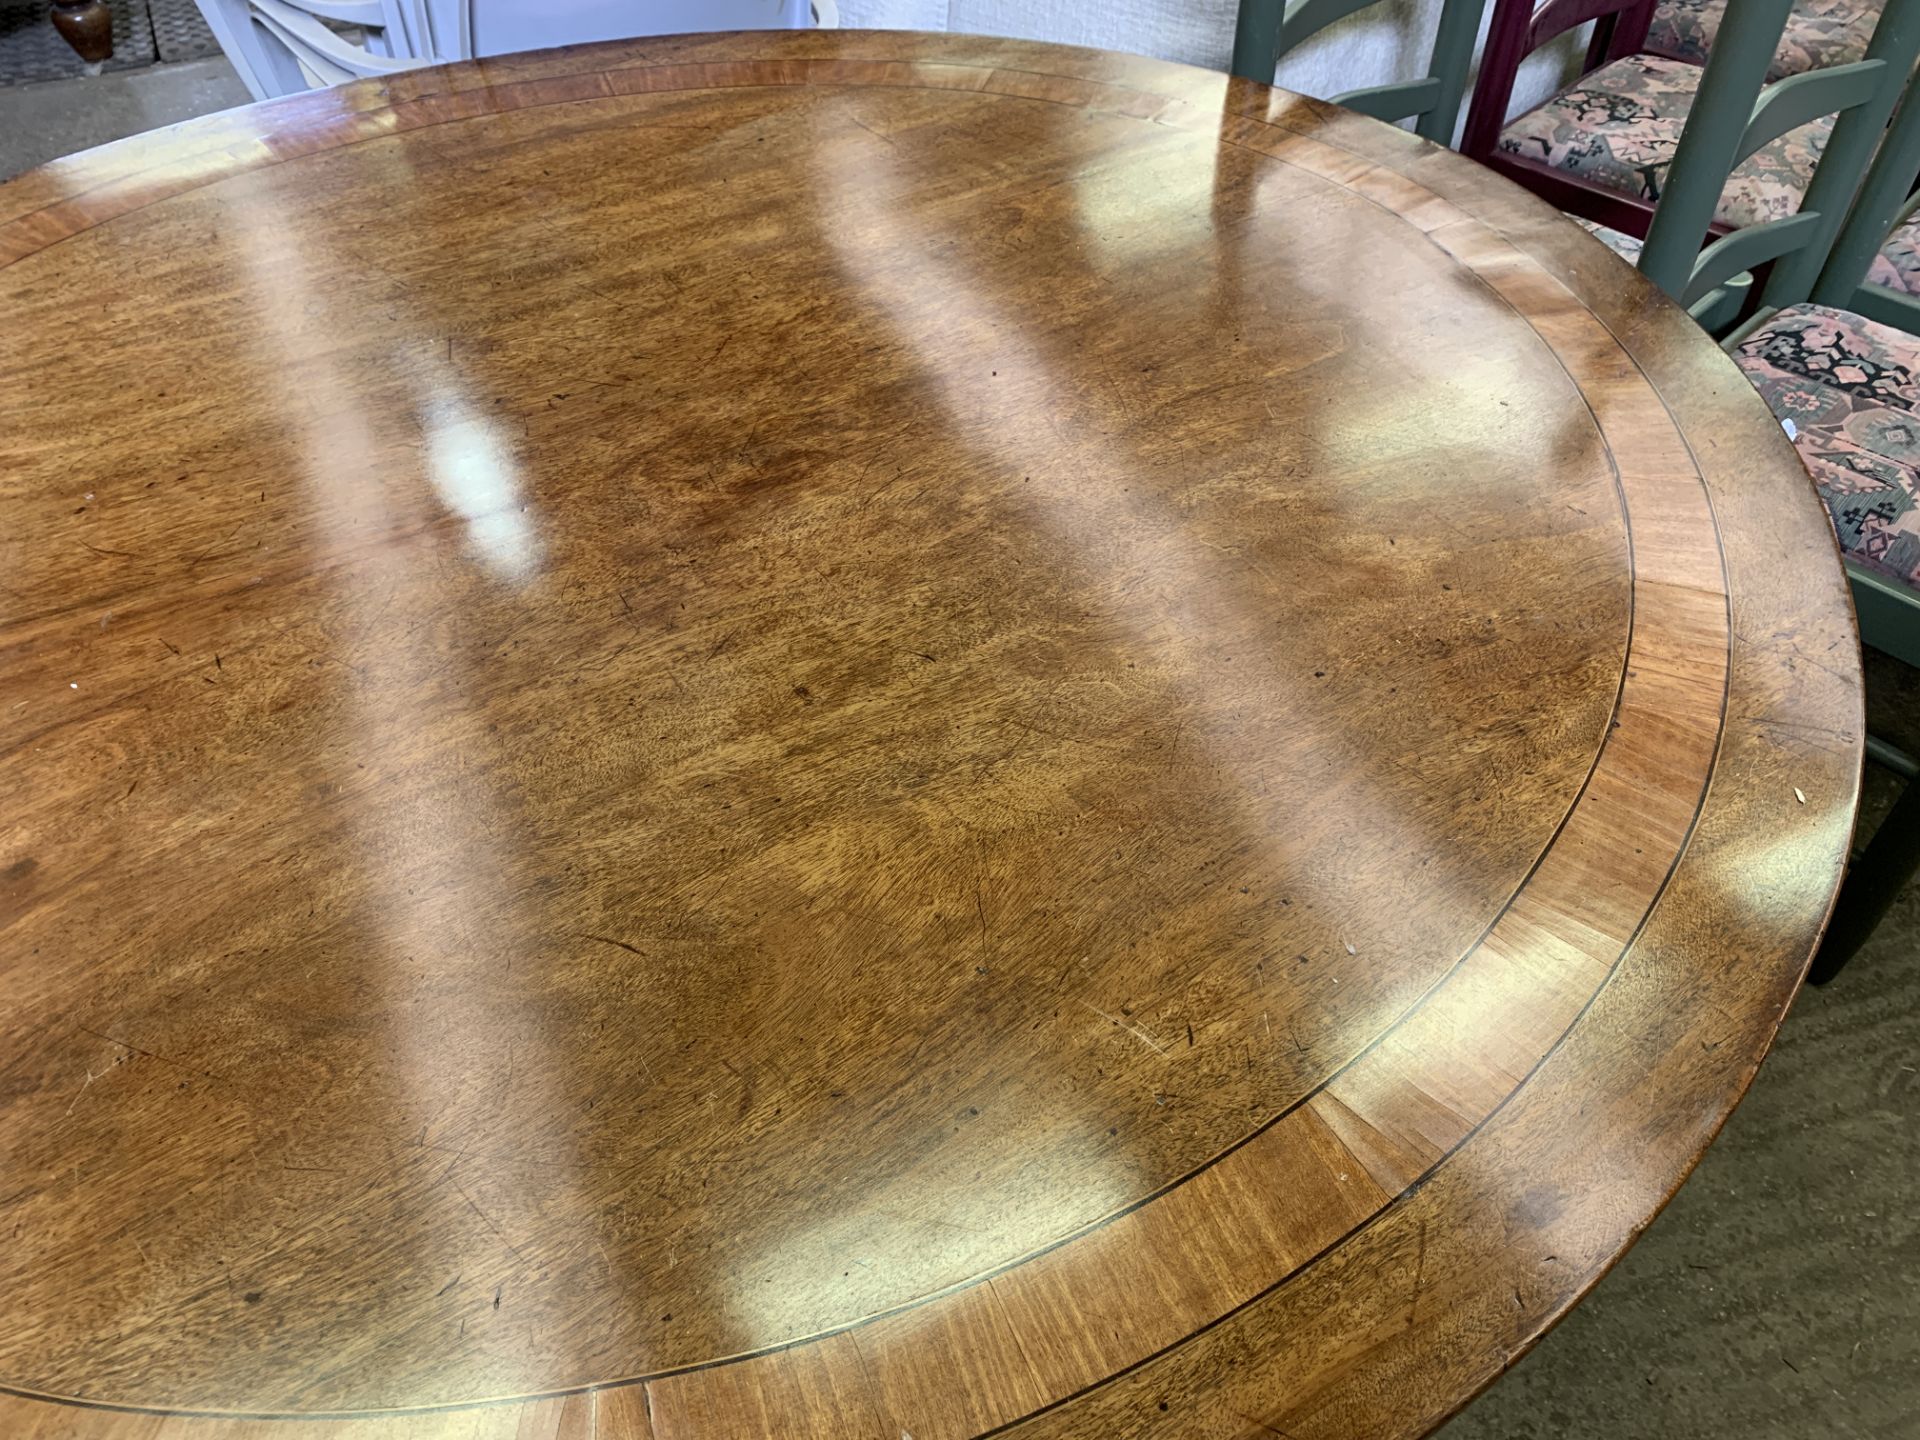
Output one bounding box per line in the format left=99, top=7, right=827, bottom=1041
left=417, top=0, right=834, bottom=63
left=193, top=0, right=424, bottom=100
left=197, top=0, right=837, bottom=101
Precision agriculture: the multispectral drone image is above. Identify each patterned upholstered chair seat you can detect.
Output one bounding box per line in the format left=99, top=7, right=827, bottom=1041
left=1646, top=0, right=1881, bottom=80
left=1866, top=210, right=1920, bottom=295
left=1735, top=303, right=1920, bottom=589
left=1497, top=54, right=1830, bottom=229
left=1572, top=216, right=1646, bottom=263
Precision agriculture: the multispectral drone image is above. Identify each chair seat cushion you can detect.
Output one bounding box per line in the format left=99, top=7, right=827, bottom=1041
left=1867, top=211, right=1920, bottom=297
left=1573, top=216, right=1646, bottom=263
left=1734, top=302, right=1920, bottom=589
left=1646, top=0, right=1879, bottom=81
left=1497, top=54, right=1830, bottom=230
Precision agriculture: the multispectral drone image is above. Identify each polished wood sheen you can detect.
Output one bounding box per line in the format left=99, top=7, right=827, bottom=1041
left=0, top=30, right=1863, bottom=1439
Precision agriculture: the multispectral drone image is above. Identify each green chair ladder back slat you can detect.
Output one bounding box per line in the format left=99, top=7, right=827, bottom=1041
left=1332, top=75, right=1446, bottom=124
left=1740, top=59, right=1887, bottom=159
left=1281, top=0, right=1378, bottom=41
left=1682, top=211, right=1823, bottom=307
left=1231, top=0, right=1487, bottom=144
left=1687, top=272, right=1752, bottom=330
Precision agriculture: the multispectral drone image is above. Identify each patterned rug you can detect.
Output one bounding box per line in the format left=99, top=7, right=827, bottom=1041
left=150, top=0, right=217, bottom=61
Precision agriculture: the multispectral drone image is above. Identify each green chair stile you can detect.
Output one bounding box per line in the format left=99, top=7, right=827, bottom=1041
left=1231, top=0, right=1489, bottom=144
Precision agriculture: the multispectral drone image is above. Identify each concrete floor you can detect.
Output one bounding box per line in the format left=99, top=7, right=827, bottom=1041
left=2, top=58, right=1916, bottom=1440
left=0, top=56, right=249, bottom=181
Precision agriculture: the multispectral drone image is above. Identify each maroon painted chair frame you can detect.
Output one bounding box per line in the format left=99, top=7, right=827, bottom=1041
left=1458, top=0, right=1701, bottom=240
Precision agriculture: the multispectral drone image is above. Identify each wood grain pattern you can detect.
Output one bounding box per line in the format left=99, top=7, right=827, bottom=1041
left=0, top=29, right=1860, bottom=1439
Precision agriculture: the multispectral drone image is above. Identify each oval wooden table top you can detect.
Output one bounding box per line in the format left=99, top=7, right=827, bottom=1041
left=0, top=28, right=1865, bottom=1440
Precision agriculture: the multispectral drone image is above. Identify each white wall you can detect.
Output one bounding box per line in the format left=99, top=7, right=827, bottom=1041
left=835, top=0, right=1590, bottom=139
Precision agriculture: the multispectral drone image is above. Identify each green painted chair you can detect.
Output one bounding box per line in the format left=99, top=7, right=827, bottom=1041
left=1812, top=56, right=1920, bottom=342
left=1795, top=53, right=1920, bottom=700
left=1623, top=0, right=1920, bottom=327
left=1626, top=0, right=1920, bottom=979
left=1230, top=0, right=1489, bottom=145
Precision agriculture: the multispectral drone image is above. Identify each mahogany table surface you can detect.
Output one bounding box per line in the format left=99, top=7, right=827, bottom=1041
left=0, top=28, right=1864, bottom=1440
